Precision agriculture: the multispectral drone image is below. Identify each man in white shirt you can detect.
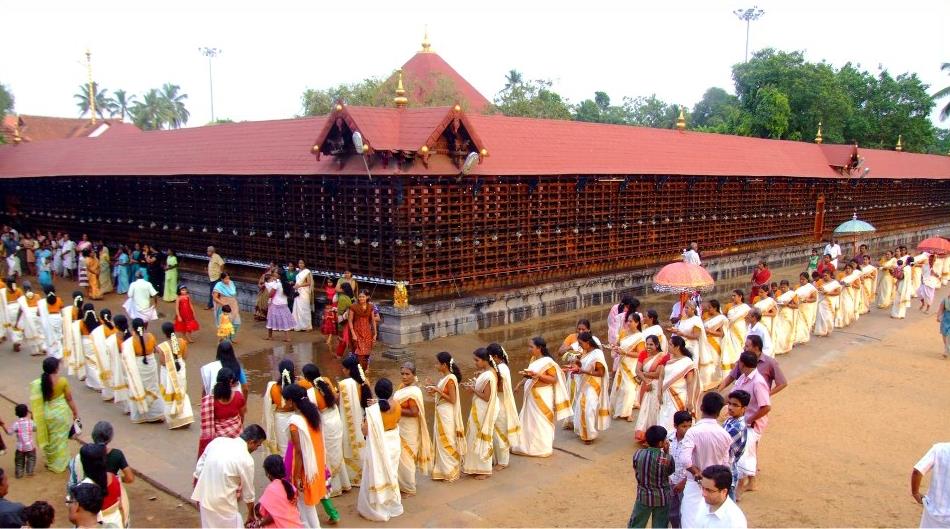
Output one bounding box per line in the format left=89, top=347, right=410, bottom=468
left=744, top=308, right=773, bottom=357
left=123, top=271, right=158, bottom=322
left=683, top=242, right=702, bottom=266
left=695, top=464, right=747, bottom=528
left=192, top=425, right=266, bottom=528
left=912, top=442, right=950, bottom=528
left=60, top=235, right=76, bottom=280
left=824, top=239, right=842, bottom=269
left=680, top=393, right=733, bottom=529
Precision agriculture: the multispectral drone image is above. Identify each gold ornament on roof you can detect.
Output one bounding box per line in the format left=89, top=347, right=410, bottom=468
left=676, top=106, right=686, bottom=131
left=815, top=121, right=823, bottom=144
left=394, top=70, right=408, bottom=108
left=895, top=134, right=903, bottom=152
left=393, top=281, right=409, bottom=308
left=420, top=26, right=432, bottom=53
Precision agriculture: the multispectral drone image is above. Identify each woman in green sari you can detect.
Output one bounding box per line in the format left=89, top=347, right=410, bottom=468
left=31, top=357, right=79, bottom=473
left=163, top=249, right=179, bottom=302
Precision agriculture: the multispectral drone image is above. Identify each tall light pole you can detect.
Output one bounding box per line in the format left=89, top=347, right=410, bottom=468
left=733, top=6, right=765, bottom=62
left=198, top=47, right=221, bottom=122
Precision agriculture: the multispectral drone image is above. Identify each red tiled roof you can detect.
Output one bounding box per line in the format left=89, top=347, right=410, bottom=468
left=0, top=107, right=948, bottom=180
left=399, top=52, right=491, bottom=112
left=0, top=114, right=140, bottom=144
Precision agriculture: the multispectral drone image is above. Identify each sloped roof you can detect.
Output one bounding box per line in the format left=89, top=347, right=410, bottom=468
left=0, top=114, right=139, bottom=144
left=399, top=52, right=491, bottom=112
left=0, top=107, right=948, bottom=180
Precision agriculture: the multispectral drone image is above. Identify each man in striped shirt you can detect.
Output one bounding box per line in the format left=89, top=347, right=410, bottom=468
left=629, top=425, right=676, bottom=528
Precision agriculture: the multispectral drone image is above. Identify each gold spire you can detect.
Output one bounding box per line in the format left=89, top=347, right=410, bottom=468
left=85, top=49, right=96, bottom=125
left=420, top=26, right=432, bottom=53
left=676, top=106, right=686, bottom=131
left=896, top=134, right=903, bottom=152
left=12, top=115, right=21, bottom=145
left=394, top=70, right=408, bottom=108
left=814, top=121, right=823, bottom=144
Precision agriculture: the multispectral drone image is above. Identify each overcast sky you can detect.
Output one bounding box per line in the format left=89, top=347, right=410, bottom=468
left=3, top=0, right=948, bottom=127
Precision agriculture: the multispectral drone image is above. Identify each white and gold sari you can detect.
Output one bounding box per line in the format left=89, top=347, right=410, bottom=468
left=815, top=280, right=841, bottom=336
left=657, top=356, right=696, bottom=433
left=859, top=265, right=877, bottom=314
left=261, top=381, right=294, bottom=456
left=393, top=384, right=432, bottom=494
left=309, top=379, right=351, bottom=497
left=61, top=308, right=79, bottom=375
left=431, top=374, right=465, bottom=481
left=610, top=331, right=644, bottom=419
left=462, top=370, right=499, bottom=475
left=773, top=289, right=797, bottom=355
left=157, top=339, right=194, bottom=430
left=700, top=313, right=726, bottom=390
left=338, top=377, right=366, bottom=485
left=16, top=295, right=44, bottom=355
left=69, top=319, right=86, bottom=381
left=83, top=324, right=109, bottom=394
left=892, top=263, right=913, bottom=319
left=753, top=296, right=777, bottom=339
left=493, top=363, right=522, bottom=468
left=911, top=254, right=926, bottom=298
left=794, top=282, right=818, bottom=344
left=676, top=314, right=708, bottom=372
left=634, top=352, right=666, bottom=440
left=837, top=271, right=862, bottom=328
left=512, top=355, right=572, bottom=457
left=356, top=404, right=403, bottom=522
left=876, top=257, right=898, bottom=309
left=641, top=324, right=669, bottom=355
left=37, top=299, right=63, bottom=359
left=119, top=337, right=152, bottom=421
left=722, top=303, right=750, bottom=369
left=572, top=348, right=610, bottom=442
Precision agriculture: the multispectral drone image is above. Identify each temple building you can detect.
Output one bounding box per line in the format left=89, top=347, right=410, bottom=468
left=1, top=37, right=948, bottom=317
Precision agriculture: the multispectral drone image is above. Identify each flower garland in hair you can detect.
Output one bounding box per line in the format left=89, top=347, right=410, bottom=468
left=499, top=346, right=510, bottom=364
left=169, top=331, right=181, bottom=370
left=135, top=324, right=149, bottom=364
left=84, top=309, right=97, bottom=319
left=357, top=363, right=367, bottom=385
left=488, top=356, right=498, bottom=370
left=280, top=368, right=292, bottom=386
left=101, top=313, right=111, bottom=324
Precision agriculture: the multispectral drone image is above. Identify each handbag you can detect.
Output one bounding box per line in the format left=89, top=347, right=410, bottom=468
left=68, top=418, right=82, bottom=439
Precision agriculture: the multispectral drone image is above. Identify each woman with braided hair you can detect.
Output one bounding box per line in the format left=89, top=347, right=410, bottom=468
left=425, top=352, right=465, bottom=482
left=282, top=383, right=331, bottom=528
left=262, top=359, right=297, bottom=455
left=91, top=308, right=117, bottom=402
left=487, top=343, right=521, bottom=470
left=126, top=318, right=164, bottom=424
left=338, top=354, right=369, bottom=485
left=77, top=303, right=105, bottom=392
left=462, top=348, right=500, bottom=479
left=357, top=378, right=403, bottom=522
left=157, top=322, right=194, bottom=429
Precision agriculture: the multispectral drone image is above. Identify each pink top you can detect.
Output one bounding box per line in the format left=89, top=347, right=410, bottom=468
left=734, top=369, right=772, bottom=434
left=259, top=479, right=303, bottom=528
left=11, top=418, right=35, bottom=452
left=681, top=418, right=732, bottom=471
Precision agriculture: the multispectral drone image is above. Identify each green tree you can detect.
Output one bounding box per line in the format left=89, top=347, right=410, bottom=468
left=160, top=83, right=189, bottom=128
left=935, top=63, right=950, bottom=121
left=129, top=89, right=166, bottom=131
left=691, top=87, right=740, bottom=130
left=622, top=94, right=679, bottom=128
left=0, top=83, right=13, bottom=144
left=573, top=91, right=629, bottom=124
left=750, top=86, right=790, bottom=139
left=110, top=89, right=136, bottom=122
left=490, top=75, right=572, bottom=120
left=74, top=82, right=115, bottom=119
left=300, top=71, right=462, bottom=116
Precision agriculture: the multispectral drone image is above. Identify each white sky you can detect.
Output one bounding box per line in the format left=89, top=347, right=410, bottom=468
left=2, top=0, right=948, bottom=127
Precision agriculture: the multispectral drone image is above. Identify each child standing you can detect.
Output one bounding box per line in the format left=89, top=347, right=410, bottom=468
left=320, top=278, right=338, bottom=349
left=10, top=404, right=37, bottom=478
left=724, top=390, right=749, bottom=500
left=806, top=248, right=820, bottom=275
left=174, top=286, right=200, bottom=343
left=667, top=411, right=693, bottom=528
left=628, top=425, right=675, bottom=528
left=252, top=454, right=303, bottom=528
left=217, top=304, right=235, bottom=343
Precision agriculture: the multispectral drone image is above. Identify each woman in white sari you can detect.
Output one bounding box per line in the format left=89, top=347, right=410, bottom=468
left=462, top=348, right=500, bottom=478
left=876, top=251, right=898, bottom=309
left=16, top=286, right=45, bottom=356
left=512, top=337, right=573, bottom=457
left=301, top=364, right=351, bottom=498
left=394, top=363, right=432, bottom=495
left=610, top=313, right=645, bottom=420
left=425, top=352, right=466, bottom=482
left=293, top=261, right=313, bottom=331
left=859, top=255, right=877, bottom=315
left=634, top=335, right=667, bottom=443
left=357, top=379, right=403, bottom=522
left=262, top=359, right=298, bottom=455
left=37, top=289, right=65, bottom=359
left=668, top=301, right=708, bottom=382
left=657, top=336, right=697, bottom=433
left=90, top=310, right=117, bottom=402
left=773, top=280, right=798, bottom=355
left=126, top=318, right=164, bottom=424
left=339, top=354, right=368, bottom=485
left=752, top=285, right=778, bottom=340
left=64, top=292, right=85, bottom=378
left=815, top=271, right=842, bottom=336
left=570, top=333, right=611, bottom=445
left=891, top=258, right=913, bottom=319
left=487, top=344, right=522, bottom=469
left=641, top=310, right=669, bottom=356
left=701, top=300, right=726, bottom=390
left=157, top=322, right=194, bottom=430
left=837, top=264, right=862, bottom=328
left=77, top=305, right=106, bottom=392
left=911, top=254, right=925, bottom=298
left=722, top=290, right=751, bottom=370
left=795, top=273, right=819, bottom=344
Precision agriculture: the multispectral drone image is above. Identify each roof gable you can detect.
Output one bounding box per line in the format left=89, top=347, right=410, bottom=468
left=399, top=52, right=491, bottom=112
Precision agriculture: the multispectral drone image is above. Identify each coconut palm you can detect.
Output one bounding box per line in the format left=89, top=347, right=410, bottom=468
left=110, top=89, right=137, bottom=122
left=160, top=83, right=189, bottom=128
left=74, top=83, right=115, bottom=119
left=504, top=69, right=523, bottom=90
left=935, top=62, right=950, bottom=120
left=129, top=89, right=166, bottom=131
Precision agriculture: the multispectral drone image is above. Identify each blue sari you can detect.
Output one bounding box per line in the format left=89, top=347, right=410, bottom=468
left=116, top=253, right=131, bottom=294
left=130, top=251, right=148, bottom=282
left=213, top=280, right=242, bottom=334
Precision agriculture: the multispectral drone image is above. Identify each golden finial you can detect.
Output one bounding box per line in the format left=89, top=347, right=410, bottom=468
left=420, top=26, right=432, bottom=53
left=814, top=121, right=823, bottom=144
left=12, top=115, right=21, bottom=145
left=676, top=106, right=686, bottom=131
left=85, top=49, right=96, bottom=125
left=394, top=70, right=408, bottom=108
left=896, top=134, right=903, bottom=152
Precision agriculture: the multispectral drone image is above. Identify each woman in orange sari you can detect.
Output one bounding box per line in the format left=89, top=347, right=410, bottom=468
left=347, top=289, right=378, bottom=371
left=85, top=250, right=102, bottom=301
left=283, top=384, right=330, bottom=529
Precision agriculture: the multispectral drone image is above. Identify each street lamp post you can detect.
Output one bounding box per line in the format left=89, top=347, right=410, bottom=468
left=198, top=47, right=221, bottom=122
left=733, top=6, right=765, bottom=62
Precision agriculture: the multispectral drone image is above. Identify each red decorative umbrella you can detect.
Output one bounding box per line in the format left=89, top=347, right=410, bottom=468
left=652, top=262, right=715, bottom=294
left=917, top=237, right=950, bottom=256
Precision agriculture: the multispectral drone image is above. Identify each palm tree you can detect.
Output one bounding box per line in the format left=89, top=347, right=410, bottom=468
left=74, top=83, right=115, bottom=119
left=160, top=83, right=189, bottom=128
left=130, top=89, right=166, bottom=130
left=110, top=89, right=137, bottom=122
left=935, top=62, right=950, bottom=120
left=503, top=69, right=523, bottom=91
